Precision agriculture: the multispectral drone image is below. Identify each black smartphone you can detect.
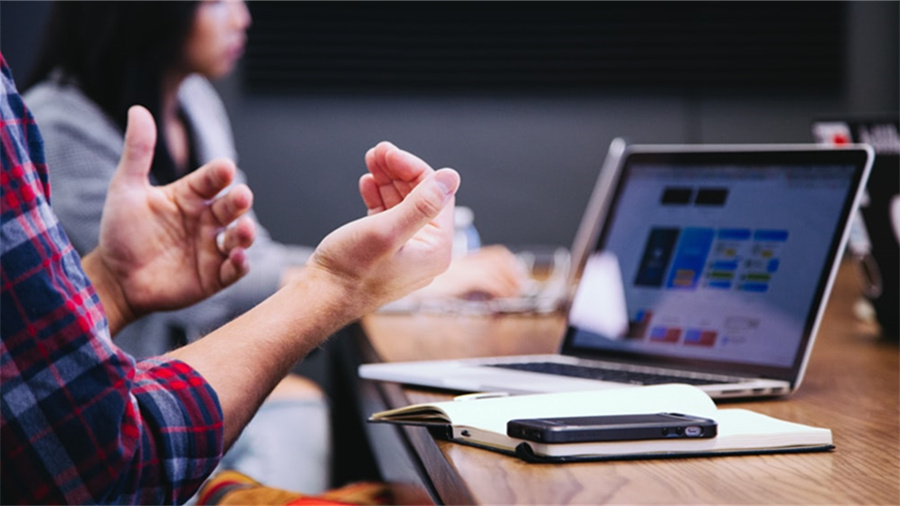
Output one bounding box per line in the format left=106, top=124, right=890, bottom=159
left=506, top=412, right=717, bottom=443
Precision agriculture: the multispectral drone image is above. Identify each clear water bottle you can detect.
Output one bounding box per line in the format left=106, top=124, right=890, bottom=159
left=453, top=206, right=481, bottom=257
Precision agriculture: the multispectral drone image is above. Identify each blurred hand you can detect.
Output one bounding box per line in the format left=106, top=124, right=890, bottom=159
left=413, top=245, right=528, bottom=300
left=306, top=141, right=460, bottom=314
left=86, top=106, right=256, bottom=331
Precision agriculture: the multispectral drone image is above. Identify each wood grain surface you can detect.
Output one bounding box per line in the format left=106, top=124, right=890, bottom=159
left=360, top=262, right=899, bottom=504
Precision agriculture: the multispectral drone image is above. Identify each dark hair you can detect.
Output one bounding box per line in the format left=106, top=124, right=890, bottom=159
left=25, top=1, right=201, bottom=184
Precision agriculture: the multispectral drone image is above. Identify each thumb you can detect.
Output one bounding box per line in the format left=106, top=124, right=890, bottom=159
left=114, top=106, right=157, bottom=185
left=380, top=168, right=460, bottom=243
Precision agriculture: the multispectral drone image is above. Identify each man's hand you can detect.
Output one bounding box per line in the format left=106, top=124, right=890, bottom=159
left=169, top=141, right=458, bottom=445
left=83, top=106, right=256, bottom=334
left=307, top=141, right=460, bottom=315
left=361, top=145, right=525, bottom=301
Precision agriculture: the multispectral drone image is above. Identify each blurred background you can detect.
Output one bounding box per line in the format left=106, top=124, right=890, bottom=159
left=2, top=1, right=897, bottom=250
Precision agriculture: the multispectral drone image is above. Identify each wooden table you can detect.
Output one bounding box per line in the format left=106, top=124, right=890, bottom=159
left=354, top=262, right=899, bottom=504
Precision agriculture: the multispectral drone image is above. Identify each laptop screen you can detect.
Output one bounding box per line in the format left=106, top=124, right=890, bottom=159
left=563, top=146, right=872, bottom=381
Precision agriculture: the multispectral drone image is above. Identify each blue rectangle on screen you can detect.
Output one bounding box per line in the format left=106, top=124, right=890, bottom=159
left=717, top=228, right=752, bottom=240
left=741, top=282, right=769, bottom=292
left=649, top=327, right=667, bottom=339
left=666, top=228, right=714, bottom=289
left=754, top=230, right=789, bottom=242
left=634, top=228, right=680, bottom=287
left=711, top=260, right=739, bottom=271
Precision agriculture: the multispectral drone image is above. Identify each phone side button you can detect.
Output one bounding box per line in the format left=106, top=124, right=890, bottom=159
left=685, top=426, right=703, bottom=437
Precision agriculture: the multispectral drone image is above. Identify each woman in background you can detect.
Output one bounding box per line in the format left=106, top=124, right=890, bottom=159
left=24, top=0, right=525, bottom=494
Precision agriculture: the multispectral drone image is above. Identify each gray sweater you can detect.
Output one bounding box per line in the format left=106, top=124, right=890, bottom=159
left=25, top=74, right=313, bottom=357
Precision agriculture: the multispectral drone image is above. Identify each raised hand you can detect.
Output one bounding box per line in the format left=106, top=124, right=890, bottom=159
left=168, top=142, right=458, bottom=446
left=307, top=142, right=460, bottom=313
left=361, top=143, right=526, bottom=302
left=84, top=106, right=256, bottom=333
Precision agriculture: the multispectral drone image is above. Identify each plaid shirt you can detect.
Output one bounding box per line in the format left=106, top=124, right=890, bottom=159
left=1, top=54, right=224, bottom=504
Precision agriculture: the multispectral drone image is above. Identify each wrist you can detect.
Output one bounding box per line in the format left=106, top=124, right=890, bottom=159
left=289, top=263, right=375, bottom=326
left=81, top=251, right=137, bottom=336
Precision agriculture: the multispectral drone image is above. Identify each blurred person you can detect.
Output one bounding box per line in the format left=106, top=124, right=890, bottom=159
left=2, top=49, right=461, bottom=502
left=23, top=0, right=524, bottom=492
left=24, top=0, right=524, bottom=357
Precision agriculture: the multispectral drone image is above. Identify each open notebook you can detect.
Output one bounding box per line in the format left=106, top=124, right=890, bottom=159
left=361, top=143, right=873, bottom=399
left=368, top=384, right=834, bottom=462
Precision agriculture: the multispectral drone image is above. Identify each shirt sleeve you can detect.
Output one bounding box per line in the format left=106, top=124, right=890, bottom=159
left=0, top=53, right=224, bottom=505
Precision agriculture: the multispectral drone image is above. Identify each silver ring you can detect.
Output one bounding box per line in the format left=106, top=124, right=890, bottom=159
left=216, top=231, right=227, bottom=255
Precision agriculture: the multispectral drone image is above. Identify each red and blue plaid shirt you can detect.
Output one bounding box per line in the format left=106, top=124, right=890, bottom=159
left=1, top=53, right=224, bottom=504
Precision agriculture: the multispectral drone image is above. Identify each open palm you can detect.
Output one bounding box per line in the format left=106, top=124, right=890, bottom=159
left=95, top=106, right=255, bottom=318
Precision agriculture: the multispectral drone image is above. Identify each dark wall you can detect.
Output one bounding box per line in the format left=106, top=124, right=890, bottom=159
left=3, top=1, right=898, bottom=249
left=0, top=1, right=51, bottom=84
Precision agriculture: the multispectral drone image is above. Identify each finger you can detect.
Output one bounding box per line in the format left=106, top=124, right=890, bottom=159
left=371, top=142, right=433, bottom=185
left=217, top=217, right=256, bottom=253
left=365, top=146, right=405, bottom=209
left=383, top=144, right=433, bottom=184
left=483, top=247, right=530, bottom=284
left=365, top=141, right=398, bottom=185
left=209, top=183, right=254, bottom=227
left=455, top=256, right=525, bottom=298
left=373, top=168, right=460, bottom=246
left=178, top=158, right=239, bottom=201
left=377, top=182, right=405, bottom=211
left=359, top=174, right=386, bottom=214
left=366, top=141, right=431, bottom=186
left=220, top=247, right=251, bottom=287
left=114, top=105, right=156, bottom=185
left=495, top=270, right=527, bottom=296
left=366, top=142, right=435, bottom=209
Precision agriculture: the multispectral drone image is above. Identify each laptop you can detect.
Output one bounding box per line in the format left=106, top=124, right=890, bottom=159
left=360, top=143, right=874, bottom=399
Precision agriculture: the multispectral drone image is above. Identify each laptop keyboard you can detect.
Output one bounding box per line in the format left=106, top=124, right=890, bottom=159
left=487, top=361, right=727, bottom=386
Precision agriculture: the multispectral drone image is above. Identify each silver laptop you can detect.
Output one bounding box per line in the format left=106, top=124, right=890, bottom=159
left=360, top=143, right=874, bottom=399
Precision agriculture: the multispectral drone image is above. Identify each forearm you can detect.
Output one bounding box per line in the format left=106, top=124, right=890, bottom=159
left=167, top=266, right=363, bottom=447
